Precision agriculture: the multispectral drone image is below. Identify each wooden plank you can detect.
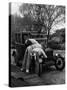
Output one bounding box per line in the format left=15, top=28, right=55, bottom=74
left=34, top=37, right=47, bottom=40
left=31, top=33, right=47, bottom=36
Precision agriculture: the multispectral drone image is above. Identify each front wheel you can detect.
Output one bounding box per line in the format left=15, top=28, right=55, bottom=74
left=55, top=57, right=65, bottom=71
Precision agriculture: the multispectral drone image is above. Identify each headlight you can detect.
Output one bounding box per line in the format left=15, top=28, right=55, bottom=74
left=56, top=53, right=58, bottom=56
left=39, top=58, right=42, bottom=63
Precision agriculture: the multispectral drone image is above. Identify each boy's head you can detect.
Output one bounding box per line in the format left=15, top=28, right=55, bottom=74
left=25, top=39, right=32, bottom=48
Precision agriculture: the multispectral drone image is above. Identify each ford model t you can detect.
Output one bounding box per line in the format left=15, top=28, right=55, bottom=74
left=13, top=31, right=65, bottom=76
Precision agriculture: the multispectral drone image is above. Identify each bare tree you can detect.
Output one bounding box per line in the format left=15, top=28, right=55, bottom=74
left=19, top=4, right=65, bottom=46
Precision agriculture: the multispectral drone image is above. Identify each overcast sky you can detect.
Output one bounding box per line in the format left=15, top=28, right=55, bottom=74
left=11, top=2, right=22, bottom=16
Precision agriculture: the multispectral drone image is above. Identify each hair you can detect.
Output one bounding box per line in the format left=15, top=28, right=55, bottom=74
left=25, top=39, right=33, bottom=48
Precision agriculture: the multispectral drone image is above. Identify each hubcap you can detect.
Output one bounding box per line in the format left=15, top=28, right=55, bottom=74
left=56, top=58, right=63, bottom=68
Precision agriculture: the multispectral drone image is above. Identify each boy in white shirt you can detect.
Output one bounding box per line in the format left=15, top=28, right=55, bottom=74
left=21, top=39, right=47, bottom=73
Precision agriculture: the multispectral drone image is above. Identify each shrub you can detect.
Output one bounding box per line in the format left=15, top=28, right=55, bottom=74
left=48, top=40, right=61, bottom=50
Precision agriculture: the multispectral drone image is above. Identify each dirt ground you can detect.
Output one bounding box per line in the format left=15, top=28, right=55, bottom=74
left=10, top=65, right=65, bottom=87
left=10, top=50, right=65, bottom=87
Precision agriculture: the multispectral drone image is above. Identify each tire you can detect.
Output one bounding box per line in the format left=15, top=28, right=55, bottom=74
left=55, top=57, right=65, bottom=71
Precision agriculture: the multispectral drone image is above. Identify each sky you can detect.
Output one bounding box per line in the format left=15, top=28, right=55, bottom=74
left=11, top=2, right=65, bottom=34
left=11, top=2, right=22, bottom=16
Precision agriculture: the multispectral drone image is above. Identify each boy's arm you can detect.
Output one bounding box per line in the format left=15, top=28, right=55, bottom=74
left=41, top=49, right=47, bottom=58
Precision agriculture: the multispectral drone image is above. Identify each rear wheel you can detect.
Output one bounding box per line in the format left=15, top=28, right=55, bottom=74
left=55, top=57, right=65, bottom=71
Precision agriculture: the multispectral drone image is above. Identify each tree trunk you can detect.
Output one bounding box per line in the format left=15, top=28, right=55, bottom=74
left=47, top=27, right=51, bottom=47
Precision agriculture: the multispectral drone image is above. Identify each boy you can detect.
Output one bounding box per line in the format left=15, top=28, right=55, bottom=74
left=21, top=39, right=47, bottom=73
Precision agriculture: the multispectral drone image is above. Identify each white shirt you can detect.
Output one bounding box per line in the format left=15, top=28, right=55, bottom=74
left=32, top=48, right=47, bottom=58
left=25, top=39, right=38, bottom=45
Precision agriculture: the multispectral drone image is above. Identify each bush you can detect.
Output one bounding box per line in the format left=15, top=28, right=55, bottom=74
left=48, top=40, right=61, bottom=50
left=59, top=43, right=65, bottom=50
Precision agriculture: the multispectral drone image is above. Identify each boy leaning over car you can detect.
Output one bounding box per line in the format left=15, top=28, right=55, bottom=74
left=21, top=39, right=47, bottom=73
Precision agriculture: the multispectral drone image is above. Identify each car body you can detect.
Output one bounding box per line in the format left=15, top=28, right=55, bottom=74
left=30, top=48, right=65, bottom=76
left=13, top=31, right=47, bottom=66
left=12, top=31, right=65, bottom=76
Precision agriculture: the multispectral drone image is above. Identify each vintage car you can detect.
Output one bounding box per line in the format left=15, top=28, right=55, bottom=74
left=14, top=31, right=31, bottom=66
left=30, top=48, right=65, bottom=76
left=13, top=31, right=65, bottom=76
left=14, top=31, right=47, bottom=67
